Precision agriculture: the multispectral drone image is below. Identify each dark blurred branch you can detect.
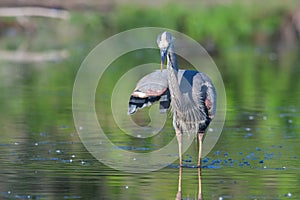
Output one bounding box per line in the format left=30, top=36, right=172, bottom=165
left=0, top=50, right=69, bottom=63
left=0, top=7, right=70, bottom=19
left=0, top=0, right=114, bottom=12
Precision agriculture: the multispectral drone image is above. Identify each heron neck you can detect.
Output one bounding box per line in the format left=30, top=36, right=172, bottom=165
left=167, top=48, right=182, bottom=106
left=167, top=46, right=178, bottom=72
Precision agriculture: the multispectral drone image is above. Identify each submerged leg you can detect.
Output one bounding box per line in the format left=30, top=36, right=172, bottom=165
left=197, top=132, right=204, bottom=167
left=176, top=128, right=183, bottom=167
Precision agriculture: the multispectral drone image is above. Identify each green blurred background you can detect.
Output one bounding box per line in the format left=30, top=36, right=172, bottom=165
left=0, top=0, right=300, bottom=199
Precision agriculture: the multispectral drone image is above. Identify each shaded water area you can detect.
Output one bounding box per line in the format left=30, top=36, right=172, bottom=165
left=1, top=4, right=300, bottom=200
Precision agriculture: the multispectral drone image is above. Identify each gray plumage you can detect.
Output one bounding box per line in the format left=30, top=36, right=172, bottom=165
left=128, top=31, right=216, bottom=167
left=128, top=69, right=215, bottom=123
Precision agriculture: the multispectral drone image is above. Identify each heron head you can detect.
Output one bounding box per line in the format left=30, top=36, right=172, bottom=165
left=157, top=31, right=174, bottom=70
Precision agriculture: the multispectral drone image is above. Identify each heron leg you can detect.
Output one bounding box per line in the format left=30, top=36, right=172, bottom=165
left=197, top=132, right=204, bottom=167
left=176, top=129, right=183, bottom=167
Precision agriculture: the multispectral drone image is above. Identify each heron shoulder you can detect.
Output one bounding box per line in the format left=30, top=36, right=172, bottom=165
left=177, top=69, right=215, bottom=89
left=133, top=70, right=168, bottom=98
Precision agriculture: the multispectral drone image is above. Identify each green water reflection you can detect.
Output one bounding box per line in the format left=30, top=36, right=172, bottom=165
left=0, top=4, right=300, bottom=199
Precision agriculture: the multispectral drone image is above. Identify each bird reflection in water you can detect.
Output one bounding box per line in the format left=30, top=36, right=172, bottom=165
left=175, top=168, right=203, bottom=200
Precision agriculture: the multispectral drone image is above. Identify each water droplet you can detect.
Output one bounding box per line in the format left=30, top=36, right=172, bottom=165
left=71, top=154, right=76, bottom=158
left=56, top=149, right=61, bottom=154
left=125, top=186, right=129, bottom=189
left=7, top=191, right=11, bottom=194
left=286, top=192, right=292, bottom=197
left=219, top=197, right=223, bottom=200
left=34, top=142, right=39, bottom=146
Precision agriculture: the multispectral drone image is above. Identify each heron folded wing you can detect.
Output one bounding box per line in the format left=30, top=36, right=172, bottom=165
left=132, top=88, right=167, bottom=98
left=128, top=70, right=170, bottom=115
left=128, top=89, right=170, bottom=115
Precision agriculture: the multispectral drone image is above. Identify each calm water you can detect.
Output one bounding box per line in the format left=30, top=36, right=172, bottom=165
left=1, top=30, right=300, bottom=199
left=0, top=106, right=299, bottom=200
left=1, top=62, right=300, bottom=200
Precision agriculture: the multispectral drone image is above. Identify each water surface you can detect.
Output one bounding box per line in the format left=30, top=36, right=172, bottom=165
left=0, top=28, right=300, bottom=199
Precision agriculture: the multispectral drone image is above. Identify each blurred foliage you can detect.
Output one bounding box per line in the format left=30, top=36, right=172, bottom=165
left=111, top=3, right=284, bottom=50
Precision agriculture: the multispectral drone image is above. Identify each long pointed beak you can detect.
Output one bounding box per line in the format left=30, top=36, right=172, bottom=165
left=160, top=49, right=167, bottom=71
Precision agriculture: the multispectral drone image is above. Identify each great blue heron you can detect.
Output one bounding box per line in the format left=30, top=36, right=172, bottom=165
left=128, top=31, right=216, bottom=167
